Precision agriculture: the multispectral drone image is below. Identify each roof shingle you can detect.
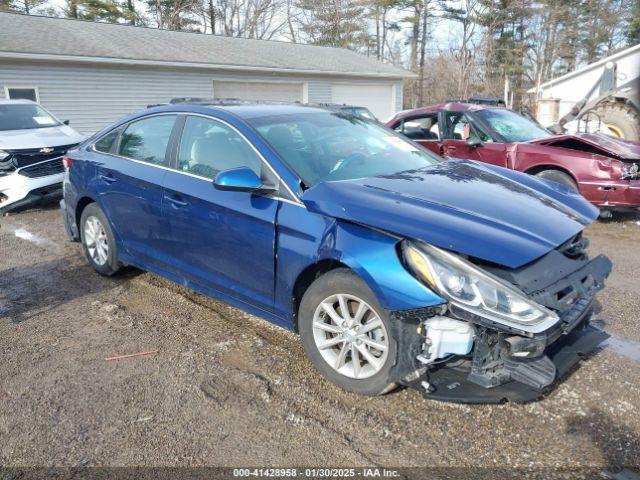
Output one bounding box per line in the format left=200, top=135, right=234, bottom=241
left=0, top=12, right=413, bottom=78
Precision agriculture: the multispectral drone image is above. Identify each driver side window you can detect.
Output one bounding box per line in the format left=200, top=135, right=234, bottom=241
left=444, top=112, right=493, bottom=142
left=178, top=116, right=262, bottom=180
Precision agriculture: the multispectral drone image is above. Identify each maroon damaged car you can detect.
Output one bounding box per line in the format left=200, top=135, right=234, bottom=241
left=387, top=102, right=640, bottom=213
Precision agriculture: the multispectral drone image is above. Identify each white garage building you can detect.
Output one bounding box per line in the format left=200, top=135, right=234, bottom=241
left=0, top=12, right=413, bottom=134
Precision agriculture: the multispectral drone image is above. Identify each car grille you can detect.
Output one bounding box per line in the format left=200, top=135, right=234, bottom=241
left=5, top=144, right=76, bottom=169
left=18, top=158, right=65, bottom=178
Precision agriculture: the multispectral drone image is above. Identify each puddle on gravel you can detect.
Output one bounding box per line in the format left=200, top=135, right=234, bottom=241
left=602, top=332, right=640, bottom=363
left=590, top=320, right=640, bottom=363
left=13, top=228, right=51, bottom=247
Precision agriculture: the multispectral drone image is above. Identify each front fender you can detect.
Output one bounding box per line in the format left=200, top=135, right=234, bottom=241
left=274, top=204, right=445, bottom=325
left=319, top=221, right=445, bottom=311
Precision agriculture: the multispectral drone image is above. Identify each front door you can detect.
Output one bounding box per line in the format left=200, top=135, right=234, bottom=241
left=161, top=115, right=279, bottom=313
left=440, top=111, right=507, bottom=167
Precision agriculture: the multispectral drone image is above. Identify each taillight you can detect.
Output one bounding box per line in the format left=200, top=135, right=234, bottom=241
left=62, top=156, right=72, bottom=170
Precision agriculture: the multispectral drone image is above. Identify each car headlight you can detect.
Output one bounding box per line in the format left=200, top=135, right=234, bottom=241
left=0, top=150, right=9, bottom=161
left=402, top=241, right=559, bottom=332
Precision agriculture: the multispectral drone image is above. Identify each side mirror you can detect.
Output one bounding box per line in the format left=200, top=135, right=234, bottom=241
left=465, top=137, right=483, bottom=148
left=63, top=120, right=70, bottom=126
left=213, top=167, right=275, bottom=193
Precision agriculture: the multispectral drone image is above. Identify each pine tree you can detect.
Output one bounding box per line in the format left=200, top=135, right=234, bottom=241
left=1, top=0, right=48, bottom=14
left=64, top=0, right=137, bottom=22
left=296, top=0, right=367, bottom=49
left=628, top=0, right=640, bottom=44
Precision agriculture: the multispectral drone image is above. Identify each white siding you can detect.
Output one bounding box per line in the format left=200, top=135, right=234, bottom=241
left=0, top=62, right=213, bottom=134
left=213, top=80, right=304, bottom=102
left=395, top=80, right=403, bottom=113
left=308, top=80, right=332, bottom=103
left=0, top=60, right=404, bottom=134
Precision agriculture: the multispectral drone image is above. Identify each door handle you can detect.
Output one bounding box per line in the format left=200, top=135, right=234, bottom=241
left=99, top=173, right=116, bottom=183
left=164, top=194, right=188, bottom=207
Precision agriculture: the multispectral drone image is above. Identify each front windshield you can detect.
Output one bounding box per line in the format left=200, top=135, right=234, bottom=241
left=249, top=111, right=440, bottom=186
left=474, top=108, right=552, bottom=143
left=0, top=104, right=61, bottom=131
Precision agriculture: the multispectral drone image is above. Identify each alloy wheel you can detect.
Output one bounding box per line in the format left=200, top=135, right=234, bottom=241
left=84, top=215, right=109, bottom=266
left=312, top=294, right=389, bottom=379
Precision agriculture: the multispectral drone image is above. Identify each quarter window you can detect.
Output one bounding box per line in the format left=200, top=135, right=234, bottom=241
left=177, top=116, right=262, bottom=179
left=94, top=128, right=121, bottom=154
left=118, top=115, right=177, bottom=166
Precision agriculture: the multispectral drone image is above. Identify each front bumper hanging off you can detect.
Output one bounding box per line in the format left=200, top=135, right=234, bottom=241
left=395, top=249, right=612, bottom=404
left=403, top=323, right=609, bottom=404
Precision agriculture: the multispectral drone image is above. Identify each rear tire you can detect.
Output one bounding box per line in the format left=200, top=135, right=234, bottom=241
left=80, top=203, right=120, bottom=276
left=535, top=169, right=578, bottom=192
left=298, top=269, right=397, bottom=396
left=591, top=102, right=640, bottom=141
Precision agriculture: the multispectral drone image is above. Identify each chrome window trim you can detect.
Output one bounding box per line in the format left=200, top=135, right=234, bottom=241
left=90, top=111, right=304, bottom=207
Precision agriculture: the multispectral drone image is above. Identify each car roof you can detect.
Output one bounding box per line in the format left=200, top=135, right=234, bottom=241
left=149, top=100, right=350, bottom=120
left=392, top=102, right=500, bottom=119
left=0, top=99, right=37, bottom=105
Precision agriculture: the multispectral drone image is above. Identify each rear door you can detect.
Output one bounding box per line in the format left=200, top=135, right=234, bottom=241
left=161, top=114, right=279, bottom=313
left=440, top=110, right=507, bottom=167
left=94, top=114, right=178, bottom=267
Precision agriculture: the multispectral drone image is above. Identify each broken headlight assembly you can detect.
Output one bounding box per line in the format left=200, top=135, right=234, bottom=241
left=0, top=151, right=14, bottom=177
left=402, top=241, right=559, bottom=333
left=621, top=162, right=640, bottom=180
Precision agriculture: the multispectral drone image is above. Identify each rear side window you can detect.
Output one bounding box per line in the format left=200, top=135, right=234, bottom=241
left=118, top=115, right=177, bottom=166
left=395, top=115, right=440, bottom=141
left=177, top=115, right=262, bottom=179
left=94, top=128, right=121, bottom=153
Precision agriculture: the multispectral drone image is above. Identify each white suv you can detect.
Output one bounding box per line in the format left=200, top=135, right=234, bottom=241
left=0, top=99, right=85, bottom=213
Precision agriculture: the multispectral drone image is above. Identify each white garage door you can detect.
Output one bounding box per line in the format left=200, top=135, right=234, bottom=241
left=331, top=83, right=394, bottom=120
left=213, top=80, right=304, bottom=102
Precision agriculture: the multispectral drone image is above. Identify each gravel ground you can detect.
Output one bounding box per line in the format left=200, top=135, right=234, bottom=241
left=1, top=206, right=639, bottom=478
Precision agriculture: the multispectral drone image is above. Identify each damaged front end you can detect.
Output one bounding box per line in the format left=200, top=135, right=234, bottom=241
left=0, top=145, right=71, bottom=213
left=390, top=234, right=612, bottom=404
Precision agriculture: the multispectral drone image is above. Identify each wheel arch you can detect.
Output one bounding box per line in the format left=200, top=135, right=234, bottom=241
left=289, top=248, right=444, bottom=332
left=291, top=259, right=352, bottom=332
left=75, top=195, right=98, bottom=233
left=524, top=164, right=579, bottom=185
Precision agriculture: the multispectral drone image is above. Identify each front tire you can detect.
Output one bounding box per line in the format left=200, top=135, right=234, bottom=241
left=80, top=203, right=120, bottom=276
left=535, top=169, right=578, bottom=192
left=298, top=269, right=397, bottom=396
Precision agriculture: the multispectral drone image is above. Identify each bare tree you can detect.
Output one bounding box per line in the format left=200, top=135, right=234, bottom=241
left=197, top=0, right=286, bottom=38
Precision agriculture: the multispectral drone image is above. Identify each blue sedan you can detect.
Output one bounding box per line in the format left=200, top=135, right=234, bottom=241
left=61, top=102, right=611, bottom=403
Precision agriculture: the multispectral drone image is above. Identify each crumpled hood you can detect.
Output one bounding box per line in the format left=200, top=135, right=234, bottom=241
left=530, top=133, right=640, bottom=160
left=302, top=160, right=599, bottom=269
left=0, top=125, right=85, bottom=150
